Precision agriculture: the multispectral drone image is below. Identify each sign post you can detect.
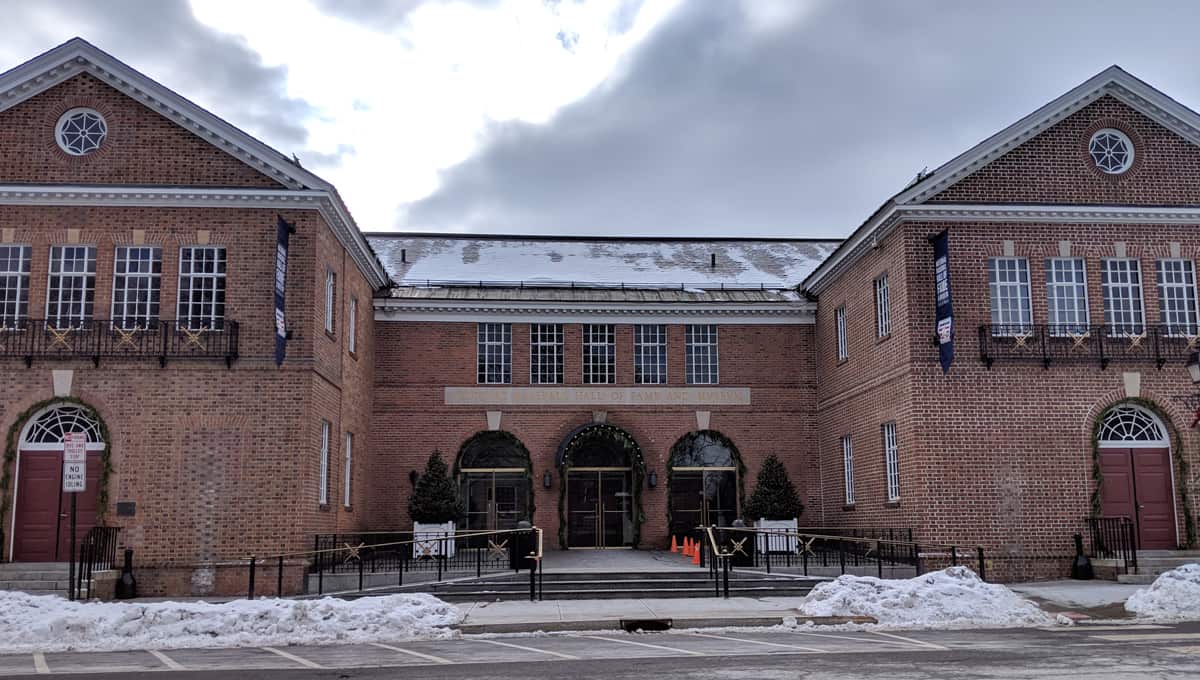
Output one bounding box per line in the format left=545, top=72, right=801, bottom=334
left=63, top=432, right=87, bottom=601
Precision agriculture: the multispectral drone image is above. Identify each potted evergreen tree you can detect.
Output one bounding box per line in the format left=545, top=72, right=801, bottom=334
left=409, top=450, right=464, bottom=558
left=742, top=454, right=804, bottom=554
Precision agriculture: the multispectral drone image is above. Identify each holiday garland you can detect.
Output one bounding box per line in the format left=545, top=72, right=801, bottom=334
left=556, top=423, right=645, bottom=549
left=452, top=430, right=536, bottom=524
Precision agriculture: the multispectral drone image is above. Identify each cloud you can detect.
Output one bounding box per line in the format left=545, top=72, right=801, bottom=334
left=402, top=0, right=1200, bottom=237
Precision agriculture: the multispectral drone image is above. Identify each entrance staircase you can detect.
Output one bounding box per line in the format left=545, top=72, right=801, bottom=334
left=1114, top=550, right=1200, bottom=584
left=0, top=562, right=74, bottom=597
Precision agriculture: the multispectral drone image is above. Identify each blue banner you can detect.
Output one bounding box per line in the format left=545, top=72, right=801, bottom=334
left=932, top=230, right=954, bottom=373
left=274, top=216, right=294, bottom=367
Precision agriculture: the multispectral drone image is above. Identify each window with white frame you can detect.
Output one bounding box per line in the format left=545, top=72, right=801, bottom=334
left=111, top=246, right=161, bottom=329
left=1156, top=259, right=1198, bottom=336
left=324, top=270, right=336, bottom=334
left=988, top=257, right=1032, bottom=334
left=477, top=322, right=512, bottom=384
left=583, top=323, right=615, bottom=384
left=319, top=420, right=330, bottom=506
left=882, top=422, right=899, bottom=502
left=1101, top=258, right=1145, bottom=335
left=0, top=245, right=31, bottom=328
left=530, top=323, right=564, bottom=384
left=835, top=305, right=848, bottom=361
left=874, top=274, right=891, bottom=338
left=177, top=246, right=226, bottom=330
left=634, top=324, right=668, bottom=384
left=842, top=435, right=855, bottom=505
left=685, top=324, right=719, bottom=384
left=343, top=431, right=353, bottom=508
left=1045, top=258, right=1089, bottom=334
left=47, top=245, right=97, bottom=328
left=348, top=297, right=358, bottom=354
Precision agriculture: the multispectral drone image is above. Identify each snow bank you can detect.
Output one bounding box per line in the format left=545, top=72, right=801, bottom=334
left=1125, top=563, right=1200, bottom=620
left=0, top=592, right=461, bottom=653
left=797, top=566, right=1054, bottom=629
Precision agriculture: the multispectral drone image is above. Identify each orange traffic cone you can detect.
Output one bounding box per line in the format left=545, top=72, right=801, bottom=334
left=691, top=542, right=701, bottom=565
left=670, top=535, right=679, bottom=553
left=685, top=537, right=694, bottom=558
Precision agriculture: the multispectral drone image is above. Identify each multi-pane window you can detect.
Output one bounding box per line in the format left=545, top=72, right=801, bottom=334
left=477, top=323, right=512, bottom=384
left=343, top=432, right=353, bottom=508
left=842, top=435, right=855, bottom=505
left=634, top=324, right=668, bottom=384
left=1045, top=258, right=1089, bottom=334
left=685, top=324, right=719, bottom=384
left=47, top=246, right=97, bottom=328
left=835, top=305, right=848, bottom=361
left=348, top=297, right=358, bottom=354
left=319, top=420, right=330, bottom=506
left=0, top=245, right=31, bottom=328
left=111, top=247, right=161, bottom=329
left=530, top=323, right=564, bottom=384
left=324, top=270, right=336, bottom=333
left=583, top=323, right=615, bottom=384
left=1156, top=259, right=1198, bottom=336
left=882, top=422, right=899, bottom=502
left=1101, top=258, right=1145, bottom=335
left=177, top=247, right=226, bottom=330
left=874, top=274, right=891, bottom=338
left=988, top=257, right=1032, bottom=334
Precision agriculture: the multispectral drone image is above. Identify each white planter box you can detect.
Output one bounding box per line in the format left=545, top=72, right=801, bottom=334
left=413, top=522, right=456, bottom=559
left=756, top=518, right=798, bottom=554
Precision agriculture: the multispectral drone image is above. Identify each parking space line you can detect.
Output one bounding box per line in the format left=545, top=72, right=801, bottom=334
left=147, top=649, right=186, bottom=670
left=871, top=631, right=948, bottom=651
left=261, top=647, right=324, bottom=669
left=32, top=652, right=48, bottom=675
left=575, top=634, right=705, bottom=656
left=1091, top=633, right=1200, bottom=642
left=684, top=632, right=824, bottom=653
left=471, top=638, right=580, bottom=659
left=369, top=642, right=454, bottom=664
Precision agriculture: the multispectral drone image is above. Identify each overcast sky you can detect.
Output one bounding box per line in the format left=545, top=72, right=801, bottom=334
left=3, top=0, right=1200, bottom=238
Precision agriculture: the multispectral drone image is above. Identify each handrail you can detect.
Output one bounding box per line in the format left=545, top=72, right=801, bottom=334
left=718, top=526, right=967, bottom=553
left=251, top=527, right=531, bottom=561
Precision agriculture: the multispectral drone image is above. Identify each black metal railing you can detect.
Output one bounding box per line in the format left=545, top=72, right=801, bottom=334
left=0, top=319, right=239, bottom=367
left=979, top=324, right=1197, bottom=370
left=1087, top=516, right=1138, bottom=575
left=74, top=526, right=121, bottom=600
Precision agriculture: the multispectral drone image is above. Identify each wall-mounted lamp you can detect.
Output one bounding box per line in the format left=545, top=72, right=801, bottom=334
left=648, top=470, right=658, bottom=489
left=543, top=470, right=553, bottom=489
left=409, top=470, right=420, bottom=487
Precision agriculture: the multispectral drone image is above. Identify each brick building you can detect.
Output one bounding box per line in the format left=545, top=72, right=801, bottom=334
left=1, top=40, right=1198, bottom=593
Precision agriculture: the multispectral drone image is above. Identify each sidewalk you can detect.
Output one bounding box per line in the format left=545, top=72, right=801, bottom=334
left=1008, top=580, right=1143, bottom=619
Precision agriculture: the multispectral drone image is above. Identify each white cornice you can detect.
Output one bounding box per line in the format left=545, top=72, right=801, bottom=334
left=373, top=298, right=817, bottom=325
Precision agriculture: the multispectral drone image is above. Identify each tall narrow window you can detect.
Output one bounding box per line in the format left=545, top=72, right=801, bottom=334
left=343, top=431, right=353, bottom=508
left=988, top=257, right=1032, bottom=334
left=634, top=324, right=667, bottom=384
left=348, top=297, right=358, bottom=354
left=1157, top=259, right=1198, bottom=336
left=882, top=422, right=899, bottom=502
left=112, top=246, right=161, bottom=329
left=583, top=323, right=615, bottom=384
left=1045, top=258, right=1089, bottom=334
left=177, top=246, right=226, bottom=330
left=530, top=323, right=564, bottom=384
left=324, top=270, right=336, bottom=334
left=835, top=305, right=848, bottom=361
left=685, top=324, right=719, bottom=384
left=0, top=245, right=31, bottom=328
left=319, top=420, right=330, bottom=506
left=842, top=435, right=855, bottom=505
left=874, top=274, right=891, bottom=338
left=1101, top=258, right=1145, bottom=335
left=47, top=245, right=97, bottom=328
left=477, top=322, right=512, bottom=384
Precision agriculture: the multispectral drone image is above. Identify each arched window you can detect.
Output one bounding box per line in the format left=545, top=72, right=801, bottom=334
left=1097, top=404, right=1168, bottom=447
left=20, top=404, right=105, bottom=451
left=458, top=432, right=530, bottom=470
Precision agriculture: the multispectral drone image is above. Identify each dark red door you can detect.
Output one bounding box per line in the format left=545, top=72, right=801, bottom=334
left=1132, top=448, right=1175, bottom=550
left=13, top=451, right=100, bottom=562
left=1099, top=450, right=1136, bottom=520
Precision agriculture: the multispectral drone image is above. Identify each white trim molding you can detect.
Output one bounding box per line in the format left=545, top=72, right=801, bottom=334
left=374, top=298, right=817, bottom=325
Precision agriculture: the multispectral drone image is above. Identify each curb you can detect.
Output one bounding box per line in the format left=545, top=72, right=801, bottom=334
left=455, top=615, right=876, bottom=634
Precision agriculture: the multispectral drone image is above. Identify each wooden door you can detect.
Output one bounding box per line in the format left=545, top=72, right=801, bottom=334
left=1098, top=450, right=1136, bottom=521
left=13, top=451, right=101, bottom=562
left=1132, top=448, right=1175, bottom=549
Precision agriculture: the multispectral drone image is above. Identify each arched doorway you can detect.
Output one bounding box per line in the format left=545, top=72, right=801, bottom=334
left=455, top=431, right=532, bottom=539
left=1096, top=403, right=1177, bottom=549
left=668, top=431, right=741, bottom=540
left=11, top=404, right=105, bottom=562
left=558, top=424, right=643, bottom=549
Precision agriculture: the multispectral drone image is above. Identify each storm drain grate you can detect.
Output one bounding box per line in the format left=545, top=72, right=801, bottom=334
left=620, top=618, right=673, bottom=632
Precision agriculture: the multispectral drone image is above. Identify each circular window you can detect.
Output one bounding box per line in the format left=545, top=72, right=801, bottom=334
left=55, top=108, right=108, bottom=156
left=1088, top=128, right=1134, bottom=174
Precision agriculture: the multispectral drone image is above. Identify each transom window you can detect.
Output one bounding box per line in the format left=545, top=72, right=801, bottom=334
left=530, top=323, right=564, bottom=384
left=0, top=245, right=31, bottom=328
left=55, top=108, right=107, bottom=156
left=1089, top=128, right=1134, bottom=174
left=112, top=246, right=161, bottom=329
left=988, top=257, right=1032, bottom=335
left=835, top=305, right=848, bottom=361
left=634, top=324, right=667, bottom=384
left=842, top=435, right=855, bottom=505
left=874, top=274, right=891, bottom=338
left=1045, top=258, right=1089, bottom=334
left=1097, top=404, right=1167, bottom=447
left=21, top=404, right=105, bottom=451
left=883, top=422, right=899, bottom=502
left=177, top=246, right=227, bottom=330
left=477, top=322, right=512, bottom=384
left=1101, top=258, right=1145, bottom=335
left=685, top=324, right=719, bottom=385
left=47, top=245, right=97, bottom=329
left=583, top=323, right=615, bottom=384
left=1156, top=259, right=1198, bottom=336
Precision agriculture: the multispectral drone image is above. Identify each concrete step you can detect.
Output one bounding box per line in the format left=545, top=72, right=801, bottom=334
left=0, top=579, right=73, bottom=590
left=1117, top=573, right=1158, bottom=585
left=385, top=585, right=817, bottom=602
left=0, top=571, right=75, bottom=581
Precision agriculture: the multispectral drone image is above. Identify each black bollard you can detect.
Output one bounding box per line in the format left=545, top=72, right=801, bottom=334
left=1070, top=533, right=1094, bottom=580
left=115, top=549, right=137, bottom=599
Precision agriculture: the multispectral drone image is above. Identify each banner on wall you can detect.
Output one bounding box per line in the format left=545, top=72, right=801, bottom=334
left=931, top=230, right=954, bottom=373
left=274, top=215, right=295, bottom=367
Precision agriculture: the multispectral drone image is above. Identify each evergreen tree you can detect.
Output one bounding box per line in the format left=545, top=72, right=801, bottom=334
left=408, top=450, right=464, bottom=524
left=743, top=454, right=803, bottom=521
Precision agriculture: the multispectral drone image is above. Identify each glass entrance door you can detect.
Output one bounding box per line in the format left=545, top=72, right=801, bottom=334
left=567, top=469, right=633, bottom=548
left=461, top=471, right=528, bottom=545
left=670, top=469, right=737, bottom=539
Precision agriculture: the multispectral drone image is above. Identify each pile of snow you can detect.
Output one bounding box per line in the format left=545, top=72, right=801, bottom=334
left=0, top=592, right=461, bottom=653
left=1125, top=563, right=1200, bottom=620
left=797, top=566, right=1054, bottom=629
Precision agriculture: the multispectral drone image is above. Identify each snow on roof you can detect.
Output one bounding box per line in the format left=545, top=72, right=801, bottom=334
left=367, top=234, right=840, bottom=290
